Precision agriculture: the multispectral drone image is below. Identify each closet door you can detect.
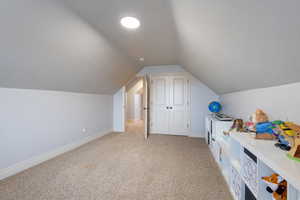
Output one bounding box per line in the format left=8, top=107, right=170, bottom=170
left=168, top=76, right=189, bottom=134
left=150, top=76, right=169, bottom=133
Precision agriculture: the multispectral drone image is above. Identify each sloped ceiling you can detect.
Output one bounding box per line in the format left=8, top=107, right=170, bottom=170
left=0, top=0, right=140, bottom=94
left=169, top=0, right=300, bottom=94
left=1, top=0, right=300, bottom=94
left=61, top=0, right=179, bottom=66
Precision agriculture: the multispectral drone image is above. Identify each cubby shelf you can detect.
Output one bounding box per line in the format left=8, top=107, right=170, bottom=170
left=206, top=116, right=300, bottom=200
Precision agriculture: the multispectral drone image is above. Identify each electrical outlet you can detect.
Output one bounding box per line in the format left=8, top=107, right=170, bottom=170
left=82, top=128, right=87, bottom=133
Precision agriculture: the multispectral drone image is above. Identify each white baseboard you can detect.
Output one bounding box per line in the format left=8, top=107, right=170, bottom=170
left=0, top=129, right=112, bottom=180
left=188, top=135, right=205, bottom=139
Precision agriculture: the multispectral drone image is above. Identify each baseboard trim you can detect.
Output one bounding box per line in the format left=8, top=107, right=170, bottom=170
left=0, top=129, right=112, bottom=180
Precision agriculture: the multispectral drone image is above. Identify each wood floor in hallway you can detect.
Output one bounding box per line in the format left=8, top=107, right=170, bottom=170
left=0, top=131, right=232, bottom=200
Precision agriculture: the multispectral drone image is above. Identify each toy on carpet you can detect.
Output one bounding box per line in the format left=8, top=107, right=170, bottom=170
left=262, top=173, right=287, bottom=200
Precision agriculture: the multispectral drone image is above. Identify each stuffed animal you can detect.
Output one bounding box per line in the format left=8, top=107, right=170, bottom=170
left=262, top=173, right=287, bottom=200
left=252, top=109, right=269, bottom=124
left=230, top=119, right=244, bottom=132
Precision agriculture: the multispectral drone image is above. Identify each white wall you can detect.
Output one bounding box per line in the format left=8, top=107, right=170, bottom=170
left=189, top=75, right=219, bottom=137
left=221, top=82, right=300, bottom=123
left=0, top=88, right=112, bottom=170
left=113, top=87, right=125, bottom=132
left=133, top=94, right=142, bottom=120
left=137, top=65, right=219, bottom=137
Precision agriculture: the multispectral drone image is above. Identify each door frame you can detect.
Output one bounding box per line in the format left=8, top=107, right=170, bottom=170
left=143, top=75, right=150, bottom=139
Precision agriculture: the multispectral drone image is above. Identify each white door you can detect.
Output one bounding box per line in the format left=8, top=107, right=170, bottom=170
left=143, top=76, right=149, bottom=139
left=150, top=75, right=190, bottom=135
left=150, top=76, right=169, bottom=133
left=168, top=76, right=189, bottom=134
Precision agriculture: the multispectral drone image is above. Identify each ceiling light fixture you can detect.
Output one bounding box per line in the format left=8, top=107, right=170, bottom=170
left=120, top=17, right=140, bottom=29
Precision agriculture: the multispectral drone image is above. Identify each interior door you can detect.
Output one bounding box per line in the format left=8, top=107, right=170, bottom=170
left=143, top=76, right=149, bottom=139
left=150, top=76, right=169, bottom=133
left=168, top=76, right=189, bottom=134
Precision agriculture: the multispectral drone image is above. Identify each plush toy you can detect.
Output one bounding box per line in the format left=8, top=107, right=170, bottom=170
left=262, top=173, right=287, bottom=200
left=230, top=119, right=244, bottom=132
left=252, top=109, right=269, bottom=124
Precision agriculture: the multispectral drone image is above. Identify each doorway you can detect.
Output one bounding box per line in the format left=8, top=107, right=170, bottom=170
left=125, top=78, right=145, bottom=135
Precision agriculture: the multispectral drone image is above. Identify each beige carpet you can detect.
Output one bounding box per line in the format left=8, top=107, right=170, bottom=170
left=0, top=131, right=232, bottom=200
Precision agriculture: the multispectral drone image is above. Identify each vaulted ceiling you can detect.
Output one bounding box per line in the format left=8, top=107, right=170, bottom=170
left=1, top=0, right=300, bottom=94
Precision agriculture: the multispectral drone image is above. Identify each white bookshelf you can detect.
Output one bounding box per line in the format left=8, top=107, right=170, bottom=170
left=206, top=116, right=300, bottom=200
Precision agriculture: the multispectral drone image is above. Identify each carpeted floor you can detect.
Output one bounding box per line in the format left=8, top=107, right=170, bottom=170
left=0, top=130, right=232, bottom=200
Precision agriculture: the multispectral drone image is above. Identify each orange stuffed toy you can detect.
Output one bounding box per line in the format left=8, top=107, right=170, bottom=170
left=262, top=173, right=287, bottom=200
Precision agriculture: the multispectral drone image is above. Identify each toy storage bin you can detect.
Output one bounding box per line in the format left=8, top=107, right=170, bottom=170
left=241, top=148, right=258, bottom=198
left=257, top=160, right=275, bottom=200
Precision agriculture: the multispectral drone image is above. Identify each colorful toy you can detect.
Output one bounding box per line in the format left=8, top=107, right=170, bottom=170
left=285, top=122, right=300, bottom=161
left=279, top=123, right=296, bottom=137
left=275, top=135, right=291, bottom=151
left=256, top=123, right=276, bottom=139
left=262, top=173, right=287, bottom=200
left=256, top=122, right=275, bottom=134
left=251, top=110, right=276, bottom=140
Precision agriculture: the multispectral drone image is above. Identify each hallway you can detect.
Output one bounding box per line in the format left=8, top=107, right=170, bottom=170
left=126, top=120, right=144, bottom=135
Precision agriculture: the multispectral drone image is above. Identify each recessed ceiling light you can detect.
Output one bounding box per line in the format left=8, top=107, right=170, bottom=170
left=120, top=17, right=140, bottom=29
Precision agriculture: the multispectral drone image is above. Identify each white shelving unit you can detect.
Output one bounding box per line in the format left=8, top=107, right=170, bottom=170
left=205, top=116, right=300, bottom=200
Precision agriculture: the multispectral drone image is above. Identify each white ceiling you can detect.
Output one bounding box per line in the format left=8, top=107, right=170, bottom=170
left=1, top=0, right=300, bottom=94
left=170, top=0, right=300, bottom=93
left=61, top=0, right=179, bottom=66
left=0, top=1, right=140, bottom=94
